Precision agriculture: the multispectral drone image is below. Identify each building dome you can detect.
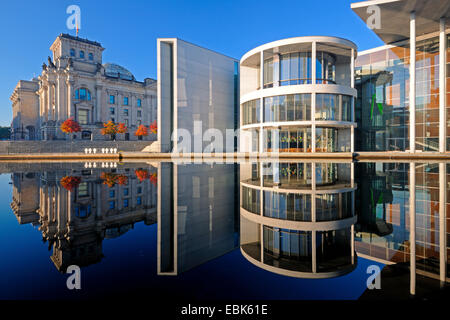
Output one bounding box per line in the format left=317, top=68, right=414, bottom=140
left=103, top=63, right=135, bottom=81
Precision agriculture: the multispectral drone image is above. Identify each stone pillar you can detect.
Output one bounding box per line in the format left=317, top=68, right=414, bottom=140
left=48, top=84, right=54, bottom=121
left=55, top=76, right=60, bottom=122
left=66, top=79, right=74, bottom=118
left=96, top=84, right=103, bottom=123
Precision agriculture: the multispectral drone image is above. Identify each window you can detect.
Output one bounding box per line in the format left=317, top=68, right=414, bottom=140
left=137, top=186, right=142, bottom=193
left=124, top=97, right=129, bottom=105
left=109, top=190, right=115, bottom=198
left=124, top=119, right=129, bottom=127
left=70, top=49, right=75, bottom=57
left=75, top=88, right=91, bottom=101
left=110, top=95, right=115, bottom=104
left=78, top=182, right=89, bottom=197
left=111, top=118, right=115, bottom=123
left=110, top=107, right=115, bottom=115
left=109, top=201, right=115, bottom=209
left=80, top=50, right=85, bottom=59
left=81, top=131, right=92, bottom=140
left=137, top=110, right=142, bottom=117
left=137, top=197, right=142, bottom=205
left=124, top=109, right=129, bottom=116
left=74, top=205, right=91, bottom=218
left=137, top=99, right=142, bottom=107
left=78, top=109, right=89, bottom=125
left=123, top=199, right=129, bottom=208
left=88, top=53, right=93, bottom=61
left=137, top=120, right=141, bottom=126
left=123, top=188, right=129, bottom=196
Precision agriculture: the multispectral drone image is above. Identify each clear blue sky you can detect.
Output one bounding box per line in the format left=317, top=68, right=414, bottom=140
left=0, top=0, right=383, bottom=126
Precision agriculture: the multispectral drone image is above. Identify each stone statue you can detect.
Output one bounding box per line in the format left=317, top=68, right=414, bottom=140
left=67, top=57, right=73, bottom=67
left=42, top=63, right=47, bottom=71
left=48, top=56, right=55, bottom=68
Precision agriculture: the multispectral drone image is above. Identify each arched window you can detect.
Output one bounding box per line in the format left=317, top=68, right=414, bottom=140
left=89, top=53, right=94, bottom=61
left=75, top=88, right=91, bottom=101
left=80, top=50, right=85, bottom=59
left=70, top=48, right=75, bottom=57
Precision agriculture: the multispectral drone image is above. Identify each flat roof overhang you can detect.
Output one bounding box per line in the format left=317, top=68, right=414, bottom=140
left=351, top=0, right=450, bottom=44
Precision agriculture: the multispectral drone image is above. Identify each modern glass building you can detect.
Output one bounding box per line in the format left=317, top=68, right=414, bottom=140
left=239, top=37, right=357, bottom=153
left=352, top=0, right=450, bottom=153
left=239, top=161, right=357, bottom=278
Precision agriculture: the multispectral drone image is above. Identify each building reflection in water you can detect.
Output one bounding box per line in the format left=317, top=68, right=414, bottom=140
left=158, top=162, right=239, bottom=275
left=10, top=163, right=157, bottom=272
left=7, top=161, right=449, bottom=296
left=355, top=162, right=449, bottom=295
left=240, top=161, right=357, bottom=278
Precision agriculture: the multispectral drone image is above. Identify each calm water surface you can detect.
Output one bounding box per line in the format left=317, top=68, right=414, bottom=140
left=0, top=161, right=448, bottom=300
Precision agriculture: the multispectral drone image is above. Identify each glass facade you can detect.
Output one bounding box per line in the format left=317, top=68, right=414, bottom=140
left=279, top=52, right=312, bottom=86
left=242, top=99, right=260, bottom=125
left=316, top=51, right=336, bottom=84
left=315, top=128, right=337, bottom=152
left=263, top=226, right=313, bottom=272
left=264, top=128, right=312, bottom=152
left=263, top=191, right=312, bottom=221
left=316, top=94, right=352, bottom=121
left=263, top=94, right=311, bottom=122
left=355, top=35, right=450, bottom=152
left=241, top=38, right=356, bottom=153
left=262, top=50, right=338, bottom=87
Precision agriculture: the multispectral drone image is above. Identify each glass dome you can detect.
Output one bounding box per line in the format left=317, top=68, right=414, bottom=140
left=103, top=63, right=135, bottom=81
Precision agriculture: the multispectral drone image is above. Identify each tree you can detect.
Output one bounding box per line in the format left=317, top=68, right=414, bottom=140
left=101, top=121, right=127, bottom=141
left=150, top=172, right=157, bottom=186
left=100, top=172, right=128, bottom=187
left=135, top=169, right=149, bottom=182
left=134, top=124, right=148, bottom=140
left=60, top=118, right=81, bottom=136
left=149, top=120, right=157, bottom=134
left=60, top=176, right=81, bottom=191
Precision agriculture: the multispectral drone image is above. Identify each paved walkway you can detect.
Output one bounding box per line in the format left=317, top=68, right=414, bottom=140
left=2, top=151, right=450, bottom=162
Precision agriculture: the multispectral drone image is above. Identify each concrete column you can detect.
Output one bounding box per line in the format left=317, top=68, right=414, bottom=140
left=312, top=93, right=316, bottom=153
left=351, top=126, right=355, bottom=153
left=351, top=162, right=355, bottom=188
left=311, top=161, right=317, bottom=273
left=260, top=51, right=264, bottom=153
left=312, top=230, right=317, bottom=273
left=409, top=162, right=416, bottom=295
left=439, top=162, right=447, bottom=285
left=409, top=12, right=416, bottom=153
left=351, top=48, right=355, bottom=88
left=312, top=41, right=317, bottom=85
left=439, top=18, right=447, bottom=153
left=351, top=223, right=355, bottom=264
left=260, top=162, right=264, bottom=216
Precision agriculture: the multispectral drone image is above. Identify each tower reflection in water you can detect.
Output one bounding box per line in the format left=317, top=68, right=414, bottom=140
left=240, top=161, right=357, bottom=278
left=10, top=163, right=158, bottom=272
